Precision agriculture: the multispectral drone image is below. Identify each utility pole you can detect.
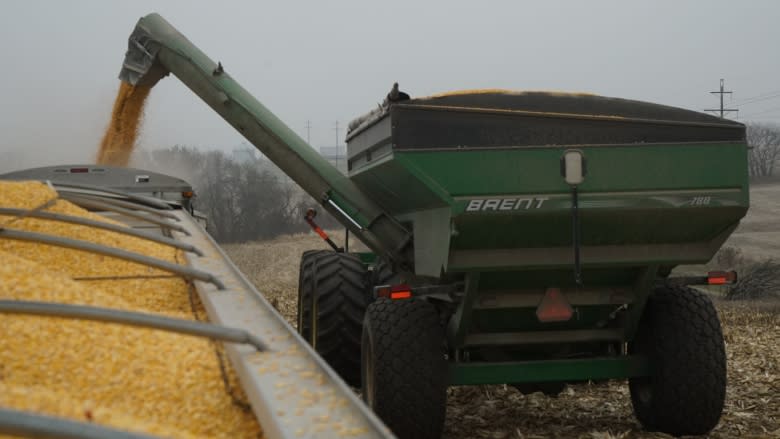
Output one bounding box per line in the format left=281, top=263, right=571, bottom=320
left=305, top=120, right=311, bottom=144
left=333, top=121, right=340, bottom=171
left=704, top=79, right=738, bottom=118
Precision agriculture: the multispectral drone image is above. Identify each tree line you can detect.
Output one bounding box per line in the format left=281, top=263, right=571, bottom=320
left=134, top=146, right=340, bottom=243
left=746, top=122, right=780, bottom=179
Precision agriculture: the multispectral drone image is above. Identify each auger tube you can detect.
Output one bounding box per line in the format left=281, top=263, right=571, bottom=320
left=119, top=13, right=413, bottom=269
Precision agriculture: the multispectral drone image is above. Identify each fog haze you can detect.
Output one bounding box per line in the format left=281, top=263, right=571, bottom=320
left=1, top=0, right=779, bottom=171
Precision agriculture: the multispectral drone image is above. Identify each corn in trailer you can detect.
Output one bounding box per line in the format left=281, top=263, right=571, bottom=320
left=0, top=166, right=393, bottom=439
left=117, top=13, right=748, bottom=438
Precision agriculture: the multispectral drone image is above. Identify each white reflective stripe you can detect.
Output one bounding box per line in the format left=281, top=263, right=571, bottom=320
left=327, top=198, right=364, bottom=230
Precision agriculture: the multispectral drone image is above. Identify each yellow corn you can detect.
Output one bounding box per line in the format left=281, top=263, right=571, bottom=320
left=0, top=181, right=263, bottom=438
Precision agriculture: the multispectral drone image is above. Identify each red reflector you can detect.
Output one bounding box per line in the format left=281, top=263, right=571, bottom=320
left=69, top=167, right=89, bottom=173
left=707, top=270, right=737, bottom=285
left=390, top=284, right=412, bottom=300
left=375, top=284, right=413, bottom=299
left=390, top=291, right=412, bottom=300
left=536, top=288, right=573, bottom=322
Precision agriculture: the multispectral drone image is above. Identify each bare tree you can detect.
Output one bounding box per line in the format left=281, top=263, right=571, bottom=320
left=133, top=146, right=313, bottom=243
left=746, top=123, right=780, bottom=178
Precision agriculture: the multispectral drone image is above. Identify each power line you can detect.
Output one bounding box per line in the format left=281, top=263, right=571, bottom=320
left=731, top=89, right=780, bottom=106
left=305, top=120, right=311, bottom=144
left=741, top=92, right=780, bottom=107
left=741, top=105, right=780, bottom=119
left=704, top=79, right=738, bottom=118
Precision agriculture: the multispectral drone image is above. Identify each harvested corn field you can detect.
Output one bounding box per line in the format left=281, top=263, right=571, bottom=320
left=224, top=231, right=780, bottom=439
left=0, top=181, right=263, bottom=438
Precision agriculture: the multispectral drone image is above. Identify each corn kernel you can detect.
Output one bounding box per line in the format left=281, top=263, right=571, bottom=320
left=0, top=181, right=263, bottom=438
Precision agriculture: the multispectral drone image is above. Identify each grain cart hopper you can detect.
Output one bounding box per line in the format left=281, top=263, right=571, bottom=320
left=118, top=13, right=749, bottom=438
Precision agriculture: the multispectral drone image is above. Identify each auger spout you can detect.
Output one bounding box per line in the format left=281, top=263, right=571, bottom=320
left=119, top=13, right=413, bottom=269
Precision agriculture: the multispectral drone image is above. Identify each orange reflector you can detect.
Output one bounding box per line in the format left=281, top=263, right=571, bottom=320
left=182, top=190, right=194, bottom=199
left=536, top=287, right=574, bottom=322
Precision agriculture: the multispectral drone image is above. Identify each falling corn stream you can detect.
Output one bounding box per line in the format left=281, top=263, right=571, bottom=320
left=96, top=82, right=152, bottom=166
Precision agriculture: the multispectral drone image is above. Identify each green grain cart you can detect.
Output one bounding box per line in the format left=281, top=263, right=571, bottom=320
left=121, top=14, right=748, bottom=438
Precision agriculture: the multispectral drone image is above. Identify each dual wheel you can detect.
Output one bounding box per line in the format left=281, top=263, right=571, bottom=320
left=297, top=250, right=726, bottom=438
left=297, top=250, right=446, bottom=439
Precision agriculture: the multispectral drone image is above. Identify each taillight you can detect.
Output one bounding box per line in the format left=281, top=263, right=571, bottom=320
left=707, top=270, right=737, bottom=285
left=375, top=284, right=413, bottom=300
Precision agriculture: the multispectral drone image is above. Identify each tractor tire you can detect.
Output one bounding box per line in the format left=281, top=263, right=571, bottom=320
left=629, top=285, right=726, bottom=436
left=297, top=250, right=369, bottom=387
left=361, top=298, right=447, bottom=439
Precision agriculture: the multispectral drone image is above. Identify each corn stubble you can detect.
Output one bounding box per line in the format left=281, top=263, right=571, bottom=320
left=0, top=181, right=263, bottom=438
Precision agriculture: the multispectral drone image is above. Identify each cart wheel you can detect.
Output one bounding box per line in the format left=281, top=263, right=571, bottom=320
left=362, top=298, right=447, bottom=439
left=297, top=250, right=369, bottom=386
left=629, top=285, right=726, bottom=435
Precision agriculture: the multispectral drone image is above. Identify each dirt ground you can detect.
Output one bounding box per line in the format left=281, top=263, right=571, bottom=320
left=223, top=184, right=780, bottom=438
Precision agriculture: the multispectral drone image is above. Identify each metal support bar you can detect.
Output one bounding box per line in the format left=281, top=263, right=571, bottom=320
left=665, top=270, right=737, bottom=286
left=623, top=265, right=660, bottom=341
left=447, top=273, right=480, bottom=348
left=61, top=193, right=180, bottom=221
left=0, top=228, right=223, bottom=289
left=464, top=328, right=624, bottom=346
left=57, top=195, right=189, bottom=235
left=0, top=300, right=268, bottom=351
left=474, top=288, right=633, bottom=309
left=571, top=185, right=583, bottom=285
left=326, top=198, right=363, bottom=231
left=449, top=356, right=650, bottom=386
left=0, top=208, right=202, bottom=256
left=51, top=182, right=172, bottom=210
left=0, top=408, right=160, bottom=439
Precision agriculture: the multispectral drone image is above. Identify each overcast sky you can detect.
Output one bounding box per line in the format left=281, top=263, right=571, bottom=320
left=1, top=0, right=779, bottom=169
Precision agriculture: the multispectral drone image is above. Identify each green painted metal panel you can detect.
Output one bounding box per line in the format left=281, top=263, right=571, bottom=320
left=449, top=356, right=649, bottom=385
left=349, top=142, right=747, bottom=271
left=348, top=157, right=448, bottom=213
left=471, top=306, right=618, bottom=333
left=394, top=143, right=748, bottom=196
